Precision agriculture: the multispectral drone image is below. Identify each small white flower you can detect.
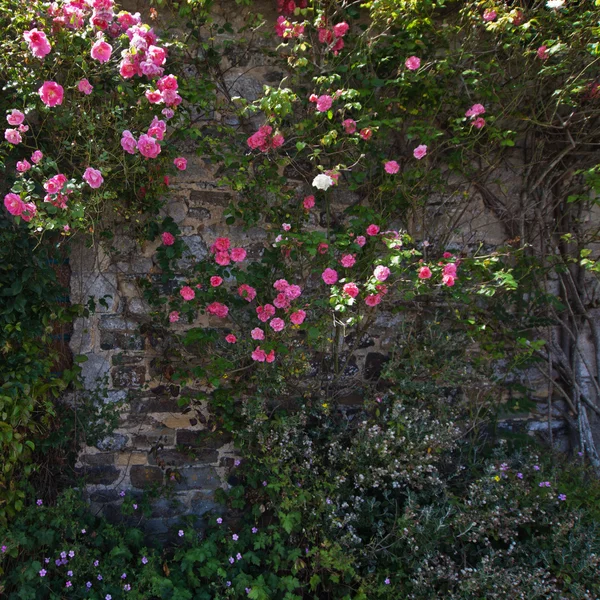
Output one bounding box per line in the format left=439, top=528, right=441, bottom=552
left=312, top=173, right=334, bottom=191
left=546, top=0, right=565, bottom=8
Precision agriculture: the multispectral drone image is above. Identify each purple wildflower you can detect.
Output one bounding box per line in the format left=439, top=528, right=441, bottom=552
left=39, top=569, right=47, bottom=577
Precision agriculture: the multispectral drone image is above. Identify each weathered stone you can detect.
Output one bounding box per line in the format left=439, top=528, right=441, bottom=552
left=112, top=353, right=144, bottom=366
left=130, top=395, right=182, bottom=413
left=149, top=448, right=219, bottom=467
left=189, top=190, right=231, bottom=207
left=364, top=353, right=389, bottom=380
left=99, top=315, right=140, bottom=332
left=131, top=427, right=176, bottom=447
left=75, top=465, right=120, bottom=485
left=112, top=365, right=146, bottom=388
left=130, top=465, right=164, bottom=488
left=80, top=453, right=115, bottom=466
left=89, top=489, right=121, bottom=503
left=150, top=497, right=187, bottom=518
left=116, top=452, right=149, bottom=466
left=100, top=331, right=144, bottom=351
left=96, top=433, right=129, bottom=451
left=190, top=493, right=219, bottom=516
left=176, top=430, right=232, bottom=449
left=71, top=273, right=119, bottom=313
left=188, top=207, right=212, bottom=220
left=160, top=414, right=201, bottom=429
left=80, top=354, right=111, bottom=388
left=173, top=466, right=220, bottom=491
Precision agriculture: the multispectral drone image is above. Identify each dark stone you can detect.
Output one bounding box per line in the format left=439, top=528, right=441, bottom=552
left=364, top=353, right=389, bottom=380
left=151, top=384, right=180, bottom=397
left=100, top=331, right=144, bottom=351
left=132, top=427, right=176, bottom=447
left=96, top=434, right=129, bottom=451
left=150, top=497, right=186, bottom=519
left=343, top=356, right=359, bottom=377
left=176, top=430, right=233, bottom=449
left=98, top=315, right=139, bottom=331
left=189, top=190, right=231, bottom=207
left=190, top=493, right=219, bottom=516
left=80, top=453, right=115, bottom=467
left=188, top=207, right=212, bottom=220
left=338, top=392, right=364, bottom=406
left=112, top=365, right=146, bottom=388
left=149, top=448, right=219, bottom=467
left=75, top=466, right=120, bottom=485
left=173, top=466, right=220, bottom=491
left=130, top=466, right=164, bottom=489
left=111, top=353, right=144, bottom=366
left=130, top=395, right=182, bottom=414
left=344, top=333, right=375, bottom=349
left=89, top=489, right=121, bottom=503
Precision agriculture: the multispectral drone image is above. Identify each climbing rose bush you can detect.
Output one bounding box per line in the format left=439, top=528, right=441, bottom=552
left=0, top=0, right=184, bottom=234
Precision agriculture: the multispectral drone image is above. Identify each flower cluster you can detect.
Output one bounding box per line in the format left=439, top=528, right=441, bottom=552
left=247, top=125, right=285, bottom=153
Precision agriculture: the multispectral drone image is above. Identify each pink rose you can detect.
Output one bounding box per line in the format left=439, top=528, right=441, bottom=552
left=6, top=109, right=24, bottom=126
left=157, top=74, right=178, bottom=91
left=162, top=89, right=182, bottom=107
left=270, top=318, right=285, bottom=332
left=442, top=274, right=455, bottom=287
left=4, top=193, right=25, bottom=216
left=148, top=45, right=166, bottom=66
left=20, top=202, right=36, bottom=222
left=119, top=60, right=136, bottom=79
left=121, top=130, right=137, bottom=154
left=4, top=129, right=22, bottom=145
left=273, top=293, right=290, bottom=310
left=212, top=237, right=230, bottom=252
left=483, top=9, right=497, bottom=21
left=44, top=174, right=67, bottom=194
left=16, top=159, right=31, bottom=173
left=137, top=134, right=161, bottom=159
left=18, top=124, right=28, bottom=133
left=537, top=45, right=549, bottom=60
left=465, top=103, right=485, bottom=118
left=31, top=150, right=43, bottom=164
left=317, top=242, right=329, bottom=254
left=443, top=263, right=457, bottom=277
left=266, top=350, right=275, bottom=363
left=374, top=265, right=391, bottom=281
left=413, top=144, right=427, bottom=160
left=238, top=284, right=257, bottom=302
left=162, top=108, right=175, bottom=119
left=282, top=223, right=291, bottom=231
left=359, top=128, right=372, bottom=141
left=180, top=286, right=195, bottom=301
left=230, top=248, right=247, bottom=262
left=251, top=328, right=265, bottom=340
left=39, top=81, right=64, bottom=107
left=340, top=254, right=356, bottom=268
left=207, top=301, right=229, bottom=318
left=23, top=29, right=52, bottom=59
left=210, top=276, right=223, bottom=287
left=290, top=310, right=306, bottom=325
left=384, top=160, right=399, bottom=174
left=303, top=195, right=315, bottom=210
left=145, top=90, right=163, bottom=104
left=322, top=268, right=338, bottom=285
left=251, top=347, right=267, bottom=362
left=365, top=294, right=382, bottom=307
left=225, top=334, right=237, bottom=343
left=91, top=39, right=112, bottom=63
left=356, top=235, right=366, bottom=247
left=342, top=119, right=356, bottom=134
left=285, top=284, right=302, bottom=300
left=443, top=252, right=453, bottom=258
left=78, top=79, right=93, bottom=95
left=333, top=22, right=349, bottom=37
left=273, top=279, right=289, bottom=292
left=366, top=224, right=380, bottom=236
left=169, top=311, right=180, bottom=323
left=473, top=117, right=486, bottom=129
left=174, top=157, right=187, bottom=171
left=161, top=232, right=175, bottom=246
left=215, top=252, right=231, bottom=266
left=83, top=167, right=103, bottom=189
left=418, top=266, right=432, bottom=279
left=316, top=95, right=333, bottom=113
left=405, top=56, right=421, bottom=71
left=256, top=304, right=276, bottom=322
left=343, top=282, right=359, bottom=298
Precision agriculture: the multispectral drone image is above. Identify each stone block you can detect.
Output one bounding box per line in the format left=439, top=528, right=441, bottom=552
left=116, top=452, right=149, bottom=466
left=176, top=430, right=232, bottom=449
left=96, top=433, right=129, bottom=451
left=149, top=448, right=219, bottom=467
left=160, top=414, right=201, bottom=429
left=89, top=489, right=121, bottom=503
left=190, top=493, right=219, bottom=516
left=71, top=272, right=119, bottom=313
left=130, top=395, right=182, bottom=414
left=130, top=465, right=164, bottom=489
left=112, top=365, right=146, bottom=389
left=364, top=352, right=389, bottom=380
left=75, top=465, right=120, bottom=485
left=131, top=427, right=176, bottom=447
left=173, top=466, right=220, bottom=491
left=189, top=190, right=231, bottom=207
left=99, top=315, right=140, bottom=332
left=150, top=497, right=187, bottom=519
left=80, top=453, right=115, bottom=466
left=80, top=354, right=111, bottom=388
left=100, top=331, right=144, bottom=351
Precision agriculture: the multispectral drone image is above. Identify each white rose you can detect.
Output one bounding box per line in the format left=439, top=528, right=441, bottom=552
left=546, top=0, right=565, bottom=8
left=312, top=173, right=334, bottom=191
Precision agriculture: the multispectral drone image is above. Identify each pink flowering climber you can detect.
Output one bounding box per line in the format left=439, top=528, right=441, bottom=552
left=316, top=95, right=333, bottom=113
left=174, top=157, right=187, bottom=171
left=230, top=248, right=247, bottom=262
left=23, top=29, right=52, bottom=58
left=83, top=168, right=103, bottom=189
left=4, top=129, right=21, bottom=145
left=78, top=79, right=93, bottom=95
left=356, top=235, right=366, bottom=247
left=161, top=232, right=175, bottom=246
left=473, top=117, right=486, bottom=129
left=180, top=286, right=195, bottom=301
left=373, top=265, right=391, bottom=281
left=413, top=145, right=428, bottom=160
left=483, top=9, right=497, bottom=21
left=405, top=56, right=421, bottom=71
left=16, top=159, right=31, bottom=173
left=256, top=304, right=276, bottom=322
left=465, top=103, right=485, bottom=118
left=251, top=347, right=267, bottom=362
left=44, top=174, right=67, bottom=194
left=303, top=195, right=315, bottom=210
left=270, top=318, right=285, bottom=332
left=137, top=134, right=161, bottom=159
left=285, top=284, right=302, bottom=300
left=91, top=39, right=112, bottom=63
left=238, top=284, right=257, bottom=302
left=359, top=128, right=372, bottom=141
left=39, top=82, right=64, bottom=107
left=365, top=294, right=382, bottom=307
left=207, top=302, right=229, bottom=318
left=6, top=110, right=24, bottom=126
left=251, top=328, right=265, bottom=341
left=418, top=266, right=432, bottom=279
left=333, top=22, right=349, bottom=37
left=121, top=130, right=137, bottom=154
left=342, top=119, right=356, bottom=134
left=340, top=254, right=356, bottom=268
left=4, top=193, right=26, bottom=216
left=366, top=224, right=380, bottom=236
left=31, top=150, right=43, bottom=164
left=384, top=161, right=399, bottom=174
left=210, top=276, right=223, bottom=287
left=537, top=46, right=549, bottom=60
left=266, top=350, right=275, bottom=363
left=225, top=334, right=237, bottom=343
left=290, top=310, right=306, bottom=325
left=343, top=282, right=359, bottom=298
left=322, top=268, right=338, bottom=285
left=169, top=311, right=180, bottom=323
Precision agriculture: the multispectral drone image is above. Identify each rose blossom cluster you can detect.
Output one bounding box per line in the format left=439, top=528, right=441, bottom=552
left=3, top=193, right=37, bottom=222
left=276, top=0, right=307, bottom=15
left=465, top=103, right=486, bottom=129
left=417, top=252, right=459, bottom=286
left=317, top=21, right=349, bottom=55
left=247, top=125, right=285, bottom=153
left=210, top=237, right=247, bottom=266
left=275, top=16, right=305, bottom=39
